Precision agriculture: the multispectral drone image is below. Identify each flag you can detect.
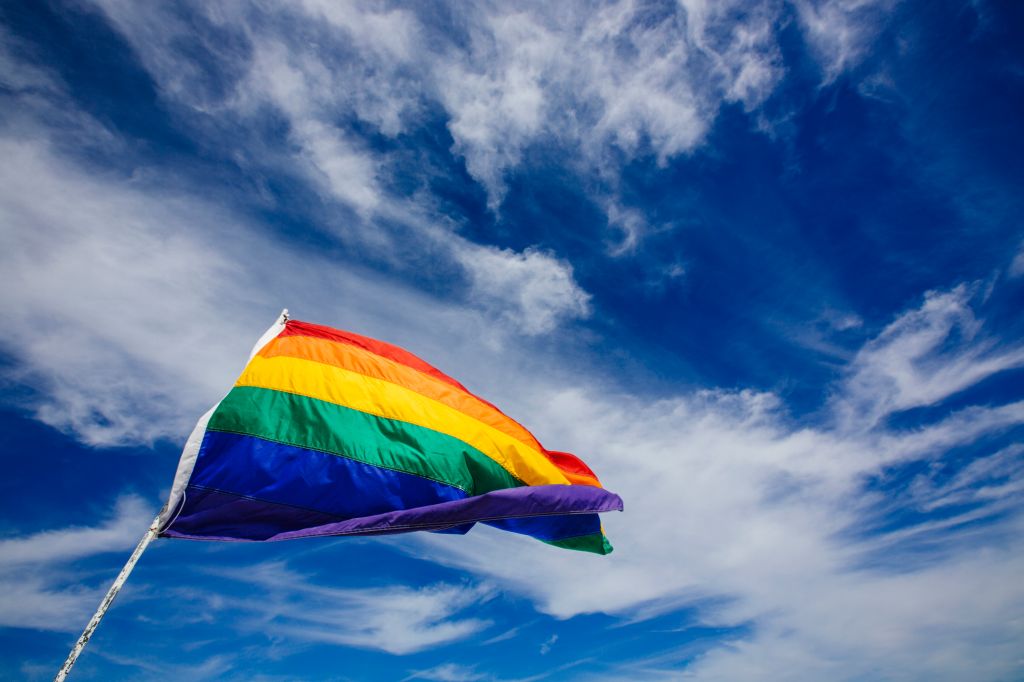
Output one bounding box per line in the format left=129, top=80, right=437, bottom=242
left=157, top=313, right=622, bottom=554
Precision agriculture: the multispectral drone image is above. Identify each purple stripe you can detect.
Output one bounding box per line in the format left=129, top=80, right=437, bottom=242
left=161, top=484, right=622, bottom=542
left=163, top=486, right=341, bottom=541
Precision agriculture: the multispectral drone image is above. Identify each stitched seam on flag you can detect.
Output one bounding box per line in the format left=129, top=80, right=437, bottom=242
left=280, top=326, right=601, bottom=485
left=210, top=386, right=528, bottom=493
left=186, top=483, right=357, bottom=520
left=238, top=357, right=561, bottom=487
left=270, top=338, right=542, bottom=454
left=220, top=382, right=533, bottom=487
left=181, top=485, right=609, bottom=533
left=203, top=426, right=483, bottom=493
left=237, top=366, right=511, bottom=470
left=298, top=508, right=609, bottom=535
left=273, top=334, right=546, bottom=455
left=274, top=335, right=600, bottom=485
left=285, top=327, right=540, bottom=444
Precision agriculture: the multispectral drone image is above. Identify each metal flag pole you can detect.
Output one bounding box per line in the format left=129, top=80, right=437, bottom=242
left=54, top=514, right=162, bottom=682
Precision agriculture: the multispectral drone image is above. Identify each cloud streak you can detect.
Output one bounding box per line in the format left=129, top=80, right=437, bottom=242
left=411, top=284, right=1024, bottom=680
left=79, top=0, right=873, bottom=255
left=0, top=495, right=151, bottom=631
left=198, top=562, right=493, bottom=655
left=2, top=123, right=1020, bottom=673
left=2, top=3, right=1020, bottom=680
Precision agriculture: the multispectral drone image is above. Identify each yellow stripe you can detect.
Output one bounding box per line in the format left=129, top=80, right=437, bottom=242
left=261, top=336, right=602, bottom=487
left=237, top=355, right=572, bottom=487
left=261, top=335, right=544, bottom=454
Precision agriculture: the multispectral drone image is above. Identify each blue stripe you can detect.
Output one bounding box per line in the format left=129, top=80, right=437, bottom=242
left=190, top=430, right=467, bottom=519
left=184, top=431, right=608, bottom=544
left=484, top=513, right=601, bottom=541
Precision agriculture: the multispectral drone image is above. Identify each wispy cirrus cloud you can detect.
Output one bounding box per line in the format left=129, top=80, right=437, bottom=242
left=3, top=114, right=1020, bottom=676
left=1010, top=241, right=1024, bottom=278
left=455, top=245, right=591, bottom=335
left=404, top=663, right=488, bottom=682
left=64, top=0, right=912, bottom=352
left=78, top=0, right=873, bottom=254
left=416, top=0, right=783, bottom=206
left=3, top=3, right=1021, bottom=681
left=195, top=562, right=493, bottom=656
left=0, top=495, right=150, bottom=631
left=412, top=282, right=1024, bottom=680
left=0, top=510, right=491, bottom=658
left=794, top=0, right=900, bottom=82
left=834, top=283, right=1024, bottom=430
left=79, top=0, right=595, bottom=334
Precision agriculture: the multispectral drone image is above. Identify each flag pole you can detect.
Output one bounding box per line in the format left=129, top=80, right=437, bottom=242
left=54, top=514, right=162, bottom=682
left=56, top=310, right=290, bottom=680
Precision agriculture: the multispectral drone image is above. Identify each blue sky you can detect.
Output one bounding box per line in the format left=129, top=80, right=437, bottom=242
left=1, top=0, right=1023, bottom=679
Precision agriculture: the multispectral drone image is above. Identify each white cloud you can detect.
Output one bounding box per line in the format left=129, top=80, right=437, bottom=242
left=80, top=1, right=591, bottom=334
left=0, top=496, right=151, bottom=631
left=0, top=497, right=149, bottom=566
left=604, top=202, right=647, bottom=256
left=4, top=5, right=1018, bottom=680
left=409, top=285, right=1024, bottom=681
left=834, top=284, right=1024, bottom=430
left=0, top=27, right=64, bottom=94
left=79, top=1, right=833, bottom=240
left=794, top=0, right=899, bottom=83
left=435, top=10, right=554, bottom=209
left=0, top=135, right=271, bottom=445
left=242, top=42, right=383, bottom=215
left=1010, top=241, right=1024, bottom=278
left=455, top=245, right=592, bottom=335
left=204, top=562, right=492, bottom=655
left=83, top=651, right=239, bottom=682
left=404, top=663, right=487, bottom=682
left=71, top=0, right=904, bottom=323
left=0, top=129, right=498, bottom=445
left=0, top=511, right=489, bottom=656
left=539, top=633, right=558, bottom=655
left=297, top=0, right=420, bottom=66
left=677, top=0, right=783, bottom=109
left=292, top=118, right=381, bottom=215
left=434, top=1, right=782, bottom=205
left=4, top=130, right=1022, bottom=682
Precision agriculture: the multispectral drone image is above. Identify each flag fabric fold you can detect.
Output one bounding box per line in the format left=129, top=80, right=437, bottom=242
left=159, top=312, right=622, bottom=554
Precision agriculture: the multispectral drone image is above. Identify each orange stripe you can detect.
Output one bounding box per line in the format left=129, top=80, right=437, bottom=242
left=240, top=354, right=568, bottom=487
left=282, top=319, right=471, bottom=392
left=285, top=320, right=601, bottom=484
left=260, top=334, right=601, bottom=487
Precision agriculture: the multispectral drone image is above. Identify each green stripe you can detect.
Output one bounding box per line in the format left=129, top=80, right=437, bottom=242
left=544, top=532, right=613, bottom=555
left=208, top=386, right=523, bottom=495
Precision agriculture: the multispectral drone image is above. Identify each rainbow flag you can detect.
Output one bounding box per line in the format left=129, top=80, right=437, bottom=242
left=157, top=312, right=622, bottom=554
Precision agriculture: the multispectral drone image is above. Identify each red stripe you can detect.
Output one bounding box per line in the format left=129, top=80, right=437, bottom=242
left=281, top=320, right=468, bottom=390
left=282, top=320, right=601, bottom=484
left=543, top=449, right=598, bottom=479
